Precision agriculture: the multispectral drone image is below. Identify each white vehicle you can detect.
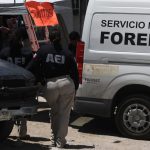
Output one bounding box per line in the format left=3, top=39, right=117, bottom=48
left=75, top=0, right=150, bottom=139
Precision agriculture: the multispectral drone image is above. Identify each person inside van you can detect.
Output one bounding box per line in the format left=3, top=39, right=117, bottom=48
left=0, top=26, right=10, bottom=49
left=68, top=31, right=81, bottom=57
left=0, top=15, right=22, bottom=51
left=0, top=27, right=33, bottom=66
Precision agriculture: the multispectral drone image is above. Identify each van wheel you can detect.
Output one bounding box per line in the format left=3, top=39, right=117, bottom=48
left=115, top=95, right=150, bottom=139
left=0, top=120, right=14, bottom=141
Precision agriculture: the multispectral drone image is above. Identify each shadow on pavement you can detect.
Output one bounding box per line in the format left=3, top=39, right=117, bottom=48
left=65, top=144, right=95, bottom=149
left=0, top=139, right=50, bottom=150
left=9, top=136, right=50, bottom=142
left=31, top=101, right=120, bottom=138
left=69, top=112, right=120, bottom=137
left=0, top=139, right=94, bottom=150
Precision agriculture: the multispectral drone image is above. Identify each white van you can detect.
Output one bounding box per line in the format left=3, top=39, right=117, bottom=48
left=75, top=0, right=150, bottom=139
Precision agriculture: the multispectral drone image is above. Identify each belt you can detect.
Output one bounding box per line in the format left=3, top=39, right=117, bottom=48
left=47, top=75, right=70, bottom=81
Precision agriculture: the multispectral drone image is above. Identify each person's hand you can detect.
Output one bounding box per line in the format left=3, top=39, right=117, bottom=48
left=0, top=26, right=10, bottom=33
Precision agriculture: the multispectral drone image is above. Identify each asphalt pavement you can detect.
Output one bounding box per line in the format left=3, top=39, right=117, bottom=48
left=0, top=97, right=150, bottom=150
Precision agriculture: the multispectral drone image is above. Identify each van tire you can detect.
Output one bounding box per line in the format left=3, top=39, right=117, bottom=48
left=115, top=95, right=150, bottom=140
left=0, top=120, right=14, bottom=141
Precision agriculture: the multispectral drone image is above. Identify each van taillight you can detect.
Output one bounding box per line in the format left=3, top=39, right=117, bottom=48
left=76, top=41, right=85, bottom=84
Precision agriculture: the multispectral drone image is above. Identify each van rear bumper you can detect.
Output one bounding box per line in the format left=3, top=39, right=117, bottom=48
left=74, top=97, right=112, bottom=118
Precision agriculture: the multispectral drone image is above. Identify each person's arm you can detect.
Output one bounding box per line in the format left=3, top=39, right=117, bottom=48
left=0, top=47, right=10, bottom=60
left=26, top=50, right=45, bottom=85
left=68, top=54, right=79, bottom=90
left=0, top=26, right=10, bottom=33
left=26, top=52, right=40, bottom=71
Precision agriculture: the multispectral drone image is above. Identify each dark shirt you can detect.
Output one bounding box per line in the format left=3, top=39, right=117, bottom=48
left=0, top=47, right=33, bottom=68
left=68, top=43, right=76, bottom=57
left=27, top=43, right=79, bottom=90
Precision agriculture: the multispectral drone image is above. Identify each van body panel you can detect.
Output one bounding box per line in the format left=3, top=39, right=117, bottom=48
left=75, top=97, right=112, bottom=117
left=77, top=63, right=150, bottom=99
left=76, top=0, right=150, bottom=117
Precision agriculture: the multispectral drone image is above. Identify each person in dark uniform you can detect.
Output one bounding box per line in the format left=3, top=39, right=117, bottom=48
left=27, top=27, right=79, bottom=148
left=0, top=26, right=10, bottom=50
left=0, top=27, right=33, bottom=67
left=0, top=27, right=33, bottom=140
left=68, top=31, right=81, bottom=57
